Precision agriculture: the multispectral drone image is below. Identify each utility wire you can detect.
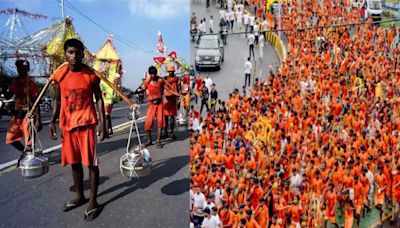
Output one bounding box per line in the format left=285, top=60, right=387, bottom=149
left=197, top=18, right=400, bottom=36
left=61, top=0, right=154, bottom=55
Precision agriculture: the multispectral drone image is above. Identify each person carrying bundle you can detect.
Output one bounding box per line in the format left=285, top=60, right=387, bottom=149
left=49, top=38, right=107, bottom=221
left=143, top=66, right=165, bottom=148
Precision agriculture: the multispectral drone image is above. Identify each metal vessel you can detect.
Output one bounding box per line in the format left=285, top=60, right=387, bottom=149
left=120, top=111, right=152, bottom=178
left=20, top=150, right=49, bottom=178
left=120, top=146, right=152, bottom=178
left=177, top=112, right=188, bottom=126
left=20, top=116, right=49, bottom=178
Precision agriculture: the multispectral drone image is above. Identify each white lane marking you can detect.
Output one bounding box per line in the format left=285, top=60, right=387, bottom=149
left=0, top=160, right=18, bottom=171
left=112, top=106, right=129, bottom=111
left=0, top=116, right=146, bottom=171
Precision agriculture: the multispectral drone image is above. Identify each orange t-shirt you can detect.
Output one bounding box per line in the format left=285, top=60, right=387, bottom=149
left=53, top=65, right=99, bottom=131
left=10, top=76, right=38, bottom=110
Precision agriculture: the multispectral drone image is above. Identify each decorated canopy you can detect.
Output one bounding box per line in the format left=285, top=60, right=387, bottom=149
left=152, top=31, right=189, bottom=77
left=93, top=36, right=122, bottom=104
left=0, top=17, right=93, bottom=77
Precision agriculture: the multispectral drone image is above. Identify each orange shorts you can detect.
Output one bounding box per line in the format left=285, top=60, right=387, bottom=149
left=355, top=204, right=362, bottom=214
left=325, top=208, right=336, bottom=223
left=6, top=116, right=30, bottom=145
left=164, top=96, right=178, bottom=116
left=374, top=191, right=384, bottom=206
left=184, top=94, right=190, bottom=108
left=61, top=125, right=97, bottom=167
left=394, top=191, right=400, bottom=203
left=145, top=102, right=165, bottom=131
left=105, top=103, right=113, bottom=115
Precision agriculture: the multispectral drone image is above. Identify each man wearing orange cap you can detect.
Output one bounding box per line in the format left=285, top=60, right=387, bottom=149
left=163, top=64, right=180, bottom=140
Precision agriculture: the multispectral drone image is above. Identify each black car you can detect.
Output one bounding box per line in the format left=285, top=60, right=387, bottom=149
left=194, top=35, right=224, bottom=71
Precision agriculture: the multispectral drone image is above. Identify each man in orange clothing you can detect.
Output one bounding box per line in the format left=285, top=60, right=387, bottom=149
left=5, top=59, right=42, bottom=167
left=374, top=166, right=387, bottom=225
left=49, top=39, right=106, bottom=221
left=288, top=196, right=302, bottom=228
left=392, top=165, right=400, bottom=222
left=143, top=66, right=165, bottom=148
left=353, top=175, right=364, bottom=227
left=163, top=64, right=180, bottom=140
left=245, top=209, right=261, bottom=228
left=324, top=183, right=338, bottom=228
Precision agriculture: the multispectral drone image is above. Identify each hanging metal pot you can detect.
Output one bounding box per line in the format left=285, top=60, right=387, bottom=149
left=120, top=112, right=152, bottom=178
left=19, top=116, right=49, bottom=178
left=20, top=150, right=49, bottom=178
left=120, top=146, right=152, bottom=178
left=177, top=112, right=188, bottom=126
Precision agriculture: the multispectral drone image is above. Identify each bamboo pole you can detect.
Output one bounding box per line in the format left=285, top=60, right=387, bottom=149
left=87, top=65, right=134, bottom=107
left=28, top=62, right=68, bottom=116
left=28, top=62, right=137, bottom=116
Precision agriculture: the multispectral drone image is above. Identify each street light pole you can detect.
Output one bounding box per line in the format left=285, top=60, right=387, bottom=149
left=61, top=0, right=65, bottom=18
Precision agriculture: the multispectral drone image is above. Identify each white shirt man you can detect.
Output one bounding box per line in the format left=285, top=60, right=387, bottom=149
left=366, top=169, right=374, bottom=201
left=211, top=207, right=222, bottom=228
left=248, top=33, right=255, bottom=46
left=209, top=17, right=214, bottom=33
left=244, top=59, right=252, bottom=75
left=202, top=212, right=219, bottom=228
left=228, top=11, right=235, bottom=30
left=204, top=75, right=213, bottom=92
left=254, top=22, right=259, bottom=36
left=198, top=21, right=206, bottom=34
left=203, top=201, right=216, bottom=212
left=243, top=12, right=249, bottom=26
left=290, top=171, right=303, bottom=194
left=191, top=117, right=201, bottom=131
left=193, top=190, right=206, bottom=217
left=249, top=14, right=255, bottom=28
left=300, top=80, right=309, bottom=94
left=237, top=3, right=244, bottom=12
left=234, top=3, right=240, bottom=12
left=219, top=9, right=225, bottom=20
left=229, top=11, right=235, bottom=23
left=262, top=19, right=269, bottom=32
left=227, top=0, right=233, bottom=11
left=258, top=33, right=264, bottom=59
left=202, top=21, right=207, bottom=33
left=214, top=187, right=224, bottom=208
left=236, top=10, right=243, bottom=29
left=225, top=120, right=233, bottom=134
left=224, top=11, right=229, bottom=21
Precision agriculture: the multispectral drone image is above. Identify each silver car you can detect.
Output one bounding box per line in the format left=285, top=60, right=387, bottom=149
left=195, top=35, right=224, bottom=71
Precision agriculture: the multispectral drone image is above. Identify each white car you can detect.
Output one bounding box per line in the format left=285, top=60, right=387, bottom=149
left=364, top=0, right=383, bottom=21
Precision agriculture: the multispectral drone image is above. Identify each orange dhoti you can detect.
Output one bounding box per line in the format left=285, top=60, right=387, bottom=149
left=394, top=190, right=400, bottom=204
left=374, top=189, right=385, bottom=206
left=6, top=116, right=31, bottom=145
left=325, top=207, right=336, bottom=224
left=145, top=102, right=165, bottom=131
left=164, top=96, right=178, bottom=116
left=62, top=125, right=97, bottom=167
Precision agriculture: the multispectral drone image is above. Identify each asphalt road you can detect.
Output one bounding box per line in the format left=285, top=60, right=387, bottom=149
left=0, top=101, right=190, bottom=227
left=190, top=1, right=280, bottom=102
